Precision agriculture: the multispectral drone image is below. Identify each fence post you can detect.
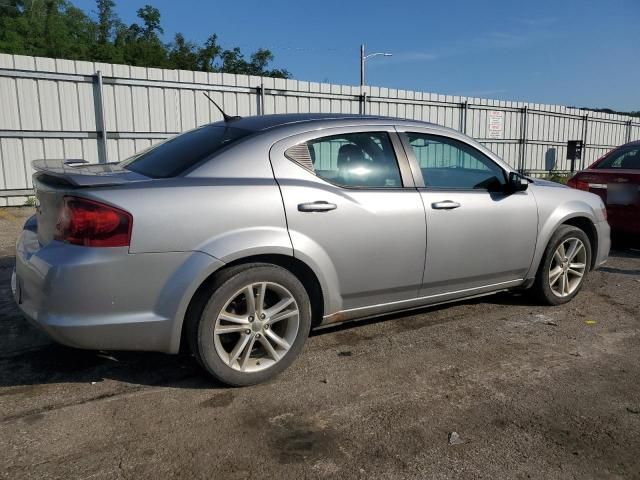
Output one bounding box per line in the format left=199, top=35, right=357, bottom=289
left=260, top=82, right=266, bottom=115
left=581, top=114, right=589, bottom=170
left=256, top=83, right=265, bottom=115
left=93, top=70, right=108, bottom=163
left=360, top=92, right=368, bottom=115
left=627, top=119, right=633, bottom=143
left=518, top=106, right=528, bottom=173
left=461, top=101, right=468, bottom=134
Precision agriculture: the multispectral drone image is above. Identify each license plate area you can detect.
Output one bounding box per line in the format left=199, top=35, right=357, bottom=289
left=607, top=184, right=637, bottom=205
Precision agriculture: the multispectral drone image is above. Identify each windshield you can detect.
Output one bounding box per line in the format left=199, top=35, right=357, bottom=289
left=121, top=125, right=252, bottom=178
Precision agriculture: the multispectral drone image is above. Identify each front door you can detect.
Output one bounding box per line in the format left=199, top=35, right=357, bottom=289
left=399, top=130, right=538, bottom=297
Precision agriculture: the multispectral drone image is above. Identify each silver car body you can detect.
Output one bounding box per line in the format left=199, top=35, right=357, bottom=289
left=12, top=114, right=610, bottom=353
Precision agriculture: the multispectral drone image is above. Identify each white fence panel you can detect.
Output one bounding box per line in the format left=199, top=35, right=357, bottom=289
left=0, top=52, right=639, bottom=206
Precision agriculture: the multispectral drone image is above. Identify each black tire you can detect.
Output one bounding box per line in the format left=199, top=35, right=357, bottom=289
left=531, top=225, right=592, bottom=305
left=187, top=263, right=311, bottom=386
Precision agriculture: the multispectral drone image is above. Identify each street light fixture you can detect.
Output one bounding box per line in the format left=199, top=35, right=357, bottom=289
left=360, top=44, right=392, bottom=90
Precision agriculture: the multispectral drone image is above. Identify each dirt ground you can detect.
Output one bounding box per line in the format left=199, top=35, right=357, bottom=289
left=0, top=207, right=639, bottom=480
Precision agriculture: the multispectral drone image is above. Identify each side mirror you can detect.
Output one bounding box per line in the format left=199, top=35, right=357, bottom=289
left=507, top=171, right=529, bottom=193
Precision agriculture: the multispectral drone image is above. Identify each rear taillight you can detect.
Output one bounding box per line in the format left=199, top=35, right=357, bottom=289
left=55, top=196, right=132, bottom=247
left=567, top=176, right=589, bottom=191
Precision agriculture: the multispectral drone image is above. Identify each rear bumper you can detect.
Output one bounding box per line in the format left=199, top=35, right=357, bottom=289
left=12, top=220, right=223, bottom=353
left=606, top=209, right=640, bottom=236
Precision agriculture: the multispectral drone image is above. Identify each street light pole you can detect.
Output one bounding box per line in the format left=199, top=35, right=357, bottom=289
left=359, top=44, right=392, bottom=91
left=360, top=44, right=365, bottom=88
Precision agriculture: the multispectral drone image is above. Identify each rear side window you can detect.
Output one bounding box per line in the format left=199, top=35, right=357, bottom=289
left=596, top=146, right=640, bottom=169
left=121, top=125, right=252, bottom=178
left=285, top=132, right=403, bottom=188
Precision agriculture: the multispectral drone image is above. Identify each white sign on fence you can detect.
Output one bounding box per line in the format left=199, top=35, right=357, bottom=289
left=487, top=110, right=504, bottom=139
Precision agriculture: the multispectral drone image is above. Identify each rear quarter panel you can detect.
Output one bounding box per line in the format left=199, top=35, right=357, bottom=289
left=84, top=149, right=292, bottom=261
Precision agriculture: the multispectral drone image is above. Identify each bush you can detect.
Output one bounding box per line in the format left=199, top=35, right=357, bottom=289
left=543, top=171, right=571, bottom=185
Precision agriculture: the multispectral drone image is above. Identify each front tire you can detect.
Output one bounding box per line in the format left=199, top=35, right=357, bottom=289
left=531, top=225, right=591, bottom=305
left=188, top=263, right=311, bottom=386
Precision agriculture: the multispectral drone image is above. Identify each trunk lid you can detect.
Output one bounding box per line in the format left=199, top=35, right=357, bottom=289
left=572, top=169, right=640, bottom=231
left=32, top=159, right=149, bottom=245
left=574, top=168, right=640, bottom=200
left=32, top=159, right=149, bottom=187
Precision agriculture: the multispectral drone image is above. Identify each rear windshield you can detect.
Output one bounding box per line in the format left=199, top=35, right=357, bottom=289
left=121, top=125, right=252, bottom=178
left=596, top=146, right=640, bottom=170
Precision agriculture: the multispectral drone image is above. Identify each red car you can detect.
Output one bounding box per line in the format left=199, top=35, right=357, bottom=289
left=568, top=140, right=640, bottom=237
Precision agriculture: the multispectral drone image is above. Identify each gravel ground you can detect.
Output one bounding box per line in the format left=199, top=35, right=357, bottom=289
left=1, top=207, right=639, bottom=479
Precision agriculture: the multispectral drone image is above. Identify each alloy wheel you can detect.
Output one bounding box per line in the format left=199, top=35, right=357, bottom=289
left=548, top=237, right=587, bottom=297
left=213, top=282, right=300, bottom=372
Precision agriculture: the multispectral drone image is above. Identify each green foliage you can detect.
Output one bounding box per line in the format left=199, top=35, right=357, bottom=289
left=543, top=171, right=570, bottom=185
left=0, top=0, right=290, bottom=78
left=576, top=107, right=640, bottom=118
left=0, top=1, right=96, bottom=60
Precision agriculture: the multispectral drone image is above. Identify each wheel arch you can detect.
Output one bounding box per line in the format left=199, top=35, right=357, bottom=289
left=528, top=212, right=599, bottom=283
left=179, top=253, right=326, bottom=353
left=561, top=216, right=598, bottom=270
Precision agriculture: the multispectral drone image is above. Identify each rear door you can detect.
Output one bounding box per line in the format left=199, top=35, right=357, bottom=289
left=270, top=126, right=426, bottom=313
left=398, top=128, right=538, bottom=297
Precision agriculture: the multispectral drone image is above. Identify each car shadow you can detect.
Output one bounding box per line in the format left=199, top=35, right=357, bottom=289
left=1, top=245, right=637, bottom=391
left=609, top=246, right=640, bottom=259
left=0, top=344, right=218, bottom=389
left=311, top=290, right=537, bottom=338
left=0, top=255, right=222, bottom=391
left=0, top=266, right=531, bottom=391
left=610, top=234, right=640, bottom=253
left=598, top=247, right=640, bottom=276
left=598, top=266, right=640, bottom=276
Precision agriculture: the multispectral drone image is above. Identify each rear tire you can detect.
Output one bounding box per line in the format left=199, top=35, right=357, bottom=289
left=531, top=225, right=591, bottom=305
left=187, top=263, right=311, bottom=386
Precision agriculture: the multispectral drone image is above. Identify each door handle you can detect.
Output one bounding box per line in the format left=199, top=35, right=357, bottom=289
left=298, top=201, right=337, bottom=212
left=431, top=200, right=461, bottom=210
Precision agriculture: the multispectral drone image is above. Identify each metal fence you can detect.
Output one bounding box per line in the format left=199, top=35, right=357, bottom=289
left=1, top=52, right=639, bottom=206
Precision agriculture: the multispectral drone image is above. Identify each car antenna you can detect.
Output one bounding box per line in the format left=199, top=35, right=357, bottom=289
left=203, top=92, right=241, bottom=122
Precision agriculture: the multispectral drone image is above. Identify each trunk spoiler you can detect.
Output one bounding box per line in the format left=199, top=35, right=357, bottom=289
left=32, top=159, right=149, bottom=187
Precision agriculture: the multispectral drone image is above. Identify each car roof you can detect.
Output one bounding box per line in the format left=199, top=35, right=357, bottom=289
left=191, top=112, right=517, bottom=177
left=213, top=113, right=448, bottom=133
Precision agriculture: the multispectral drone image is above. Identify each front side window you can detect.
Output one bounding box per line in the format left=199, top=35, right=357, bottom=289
left=406, top=133, right=505, bottom=190
left=287, top=132, right=402, bottom=188
left=596, top=146, right=640, bottom=169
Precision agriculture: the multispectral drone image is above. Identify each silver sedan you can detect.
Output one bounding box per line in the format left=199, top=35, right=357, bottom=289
left=12, top=114, right=610, bottom=385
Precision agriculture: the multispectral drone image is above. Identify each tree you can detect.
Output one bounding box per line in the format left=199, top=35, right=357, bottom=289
left=249, top=49, right=290, bottom=78
left=0, top=0, right=95, bottom=60
left=118, top=5, right=167, bottom=68
left=136, top=5, right=162, bottom=38
left=95, top=0, right=116, bottom=44
left=216, top=47, right=289, bottom=78
left=168, top=33, right=198, bottom=70
left=0, top=0, right=292, bottom=77
left=196, top=34, right=221, bottom=72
